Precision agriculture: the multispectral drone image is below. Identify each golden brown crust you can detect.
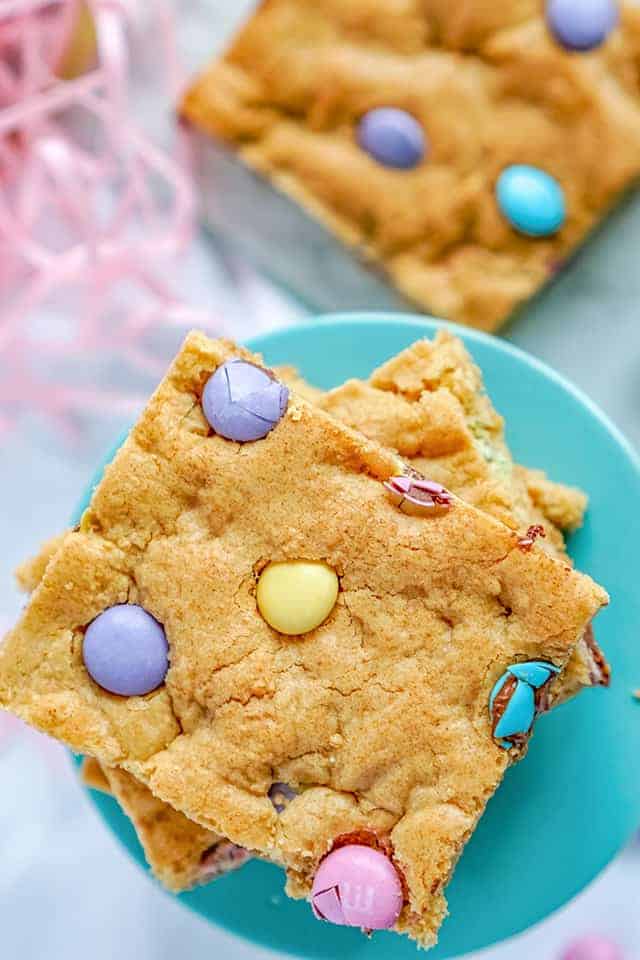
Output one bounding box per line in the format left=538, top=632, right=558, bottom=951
left=24, top=338, right=603, bottom=901
left=14, top=534, right=66, bottom=593
left=181, top=0, right=640, bottom=330
left=519, top=466, right=588, bottom=532
left=80, top=759, right=248, bottom=890
left=102, top=765, right=237, bottom=891
left=317, top=331, right=602, bottom=698
left=0, top=332, right=607, bottom=946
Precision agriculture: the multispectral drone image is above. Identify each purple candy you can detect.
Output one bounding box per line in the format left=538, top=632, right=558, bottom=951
left=83, top=604, right=169, bottom=696
left=268, top=781, right=298, bottom=813
left=547, top=0, right=618, bottom=51
left=202, top=359, right=289, bottom=443
left=561, top=936, right=625, bottom=960
left=356, top=108, right=426, bottom=170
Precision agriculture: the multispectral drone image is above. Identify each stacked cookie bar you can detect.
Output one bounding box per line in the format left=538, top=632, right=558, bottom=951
left=2, top=331, right=607, bottom=947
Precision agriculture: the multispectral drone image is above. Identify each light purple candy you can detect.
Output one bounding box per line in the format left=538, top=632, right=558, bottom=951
left=561, top=936, right=625, bottom=960
left=202, top=359, right=289, bottom=443
left=83, top=604, right=169, bottom=696
left=357, top=108, right=426, bottom=170
left=547, top=0, right=618, bottom=51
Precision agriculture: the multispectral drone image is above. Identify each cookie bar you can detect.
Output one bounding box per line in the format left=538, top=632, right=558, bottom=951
left=19, top=338, right=606, bottom=900
left=317, top=331, right=609, bottom=695
left=0, top=333, right=607, bottom=946
left=81, top=759, right=249, bottom=891
left=182, top=0, right=640, bottom=331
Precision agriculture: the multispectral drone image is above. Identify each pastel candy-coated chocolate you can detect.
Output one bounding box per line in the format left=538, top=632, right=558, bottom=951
left=547, top=0, right=618, bottom=52
left=202, top=359, right=289, bottom=442
left=357, top=108, right=425, bottom=170
left=508, top=660, right=560, bottom=687
left=561, top=935, right=625, bottom=960
left=493, top=680, right=535, bottom=740
left=268, top=781, right=297, bottom=813
left=256, top=561, right=339, bottom=636
left=489, top=661, right=560, bottom=748
left=311, top=845, right=403, bottom=930
left=83, top=604, right=169, bottom=696
left=384, top=474, right=452, bottom=515
left=496, top=165, right=566, bottom=237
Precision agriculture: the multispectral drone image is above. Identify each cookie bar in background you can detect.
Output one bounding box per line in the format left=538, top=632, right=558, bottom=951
left=317, top=331, right=609, bottom=696
left=0, top=332, right=607, bottom=947
left=182, top=0, right=640, bottom=331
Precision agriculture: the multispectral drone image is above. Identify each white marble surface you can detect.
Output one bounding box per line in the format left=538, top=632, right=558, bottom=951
left=1, top=3, right=639, bottom=959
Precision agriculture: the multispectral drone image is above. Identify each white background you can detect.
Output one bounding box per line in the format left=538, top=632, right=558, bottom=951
left=1, top=2, right=639, bottom=958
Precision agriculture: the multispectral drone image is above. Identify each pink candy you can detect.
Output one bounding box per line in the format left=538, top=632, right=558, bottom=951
left=311, top=844, right=403, bottom=931
left=384, top=474, right=452, bottom=516
left=561, top=935, right=625, bottom=960
left=0, top=0, right=200, bottom=440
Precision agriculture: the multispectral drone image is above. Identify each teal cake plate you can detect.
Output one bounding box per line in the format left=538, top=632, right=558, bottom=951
left=73, top=314, right=640, bottom=959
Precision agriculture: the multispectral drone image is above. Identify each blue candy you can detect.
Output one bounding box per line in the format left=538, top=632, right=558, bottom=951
left=547, top=0, right=618, bottom=52
left=356, top=108, right=426, bottom=170
left=508, top=661, right=560, bottom=688
left=494, top=682, right=535, bottom=740
left=489, top=660, right=560, bottom=750
left=496, top=165, right=566, bottom=238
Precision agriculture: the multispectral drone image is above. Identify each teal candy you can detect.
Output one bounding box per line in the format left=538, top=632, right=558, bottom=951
left=508, top=661, right=559, bottom=688
left=73, top=314, right=640, bottom=960
left=496, top=165, right=566, bottom=237
left=488, top=662, right=557, bottom=743
left=494, top=681, right=536, bottom=740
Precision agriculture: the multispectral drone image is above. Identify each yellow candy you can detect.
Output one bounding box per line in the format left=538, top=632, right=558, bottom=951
left=256, top=561, right=339, bottom=636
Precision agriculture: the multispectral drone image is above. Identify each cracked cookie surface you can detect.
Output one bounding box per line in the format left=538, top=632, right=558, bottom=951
left=0, top=332, right=607, bottom=946
left=318, top=331, right=608, bottom=696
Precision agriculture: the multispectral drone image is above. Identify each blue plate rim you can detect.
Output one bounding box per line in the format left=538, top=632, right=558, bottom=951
left=76, top=312, right=640, bottom=959
left=253, top=311, right=640, bottom=478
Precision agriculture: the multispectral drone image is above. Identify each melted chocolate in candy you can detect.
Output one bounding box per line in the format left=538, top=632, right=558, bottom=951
left=407, top=483, right=451, bottom=508
left=583, top=622, right=611, bottom=687
left=268, top=781, right=297, bottom=813
left=535, top=682, right=553, bottom=716
left=491, top=674, right=518, bottom=734
left=199, top=841, right=250, bottom=880
left=384, top=473, right=453, bottom=515
left=517, top=524, right=546, bottom=552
